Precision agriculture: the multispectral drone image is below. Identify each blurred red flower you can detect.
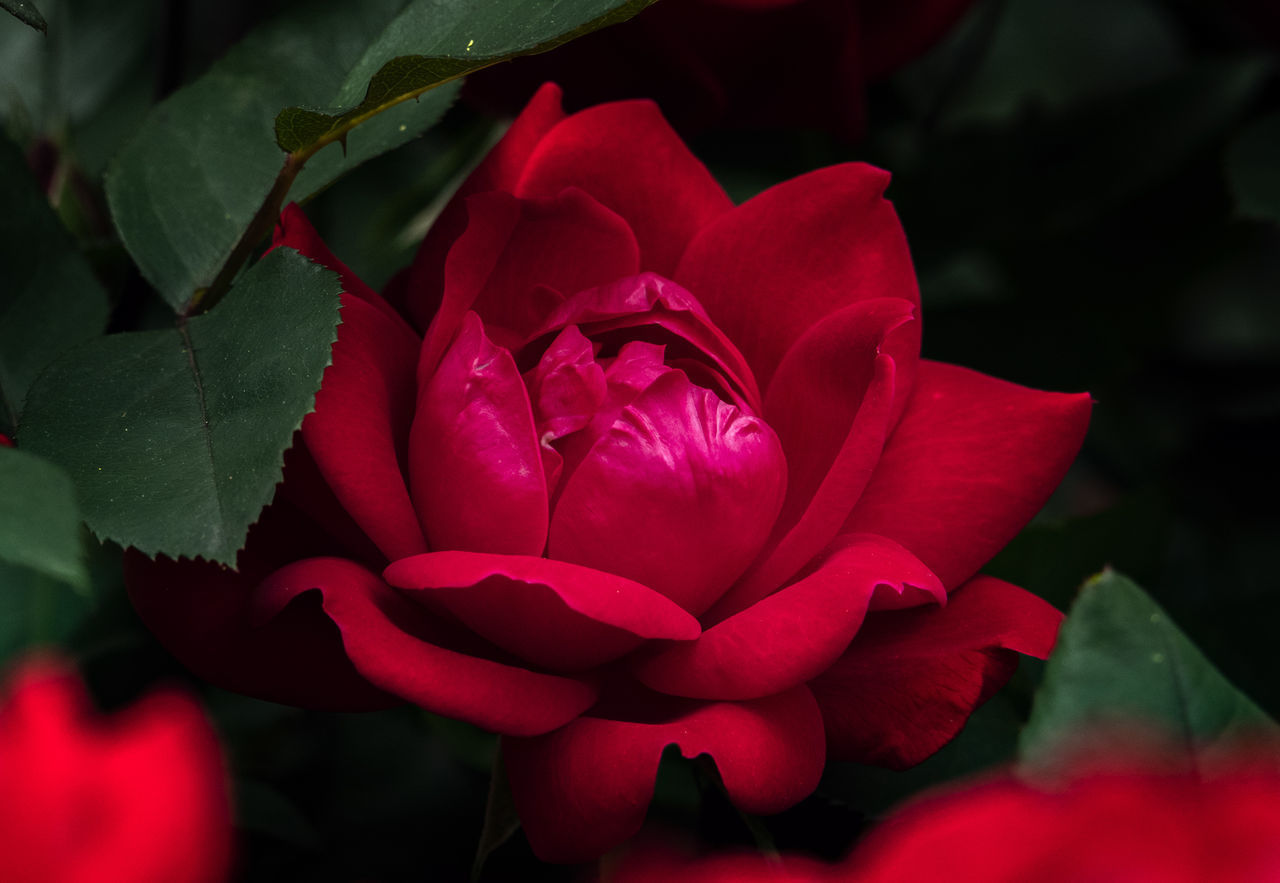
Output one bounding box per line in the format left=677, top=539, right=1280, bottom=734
left=615, top=755, right=1280, bottom=881
left=0, top=657, right=231, bottom=883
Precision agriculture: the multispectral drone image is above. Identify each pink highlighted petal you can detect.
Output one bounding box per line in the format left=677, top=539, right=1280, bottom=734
left=504, top=686, right=825, bottom=863
left=255, top=557, right=599, bottom=736
left=410, top=313, right=549, bottom=556
left=674, top=163, right=919, bottom=389
left=531, top=272, right=762, bottom=413
left=843, top=361, right=1093, bottom=590
left=517, top=100, right=732, bottom=276
left=634, top=534, right=940, bottom=700
left=383, top=551, right=699, bottom=673
left=549, top=369, right=786, bottom=615
left=810, top=575, right=1062, bottom=769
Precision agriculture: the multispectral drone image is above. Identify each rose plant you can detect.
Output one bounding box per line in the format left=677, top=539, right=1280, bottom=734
left=0, top=657, right=230, bottom=883
left=125, top=83, right=1090, bottom=861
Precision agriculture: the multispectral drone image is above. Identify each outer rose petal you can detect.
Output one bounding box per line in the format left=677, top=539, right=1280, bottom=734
left=709, top=298, right=915, bottom=620
left=633, top=534, right=941, bottom=700
left=674, top=163, right=919, bottom=389
left=272, top=206, right=427, bottom=562
left=124, top=500, right=398, bottom=712
left=272, top=202, right=416, bottom=335
left=418, top=188, right=640, bottom=378
left=549, top=369, right=786, bottom=615
left=843, top=360, right=1093, bottom=591
left=406, top=82, right=568, bottom=330
left=383, top=551, right=699, bottom=673
left=809, top=576, right=1062, bottom=769
left=504, top=686, right=825, bottom=863
left=411, top=312, right=549, bottom=556
left=255, top=557, right=599, bottom=737
left=0, top=660, right=231, bottom=883
left=516, top=98, right=733, bottom=276
left=301, top=294, right=427, bottom=562
left=615, top=847, right=829, bottom=883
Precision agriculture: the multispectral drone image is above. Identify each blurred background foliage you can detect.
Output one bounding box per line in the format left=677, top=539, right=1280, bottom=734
left=2, top=0, right=1278, bottom=878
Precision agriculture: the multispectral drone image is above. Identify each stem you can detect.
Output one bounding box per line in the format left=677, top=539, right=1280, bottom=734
left=185, top=151, right=303, bottom=315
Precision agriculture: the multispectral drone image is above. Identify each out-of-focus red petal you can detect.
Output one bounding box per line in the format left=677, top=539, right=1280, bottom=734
left=516, top=100, right=733, bottom=276
left=634, top=534, right=940, bottom=700
left=810, top=575, right=1062, bottom=769
left=548, top=369, right=786, bottom=615
left=843, top=361, right=1093, bottom=590
left=673, top=163, right=919, bottom=390
left=410, top=312, right=549, bottom=556
left=301, top=294, right=426, bottom=562
left=0, top=660, right=232, bottom=883
left=417, top=188, right=639, bottom=381
left=254, top=557, right=598, bottom=736
left=406, top=82, right=568, bottom=330
left=383, top=551, right=699, bottom=673
left=504, top=686, right=825, bottom=863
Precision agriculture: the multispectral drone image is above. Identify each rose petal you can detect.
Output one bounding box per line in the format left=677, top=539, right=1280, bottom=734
left=843, top=360, right=1093, bottom=590
left=406, top=82, right=568, bottom=330
left=254, top=557, right=599, bottom=736
left=124, top=500, right=397, bottom=712
left=504, top=686, right=825, bottom=863
left=410, top=312, right=549, bottom=556
left=809, top=575, right=1062, bottom=769
left=301, top=293, right=427, bottom=561
left=517, top=100, right=733, bottom=276
left=707, top=299, right=916, bottom=621
left=674, top=163, right=919, bottom=389
left=530, top=272, right=763, bottom=413
left=549, top=369, right=786, bottom=615
left=418, top=187, right=640, bottom=381
left=271, top=202, right=416, bottom=336
left=525, top=325, right=608, bottom=444
left=634, top=534, right=941, bottom=700
left=383, top=551, right=699, bottom=673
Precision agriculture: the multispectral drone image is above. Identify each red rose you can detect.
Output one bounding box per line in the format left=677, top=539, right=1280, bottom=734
left=466, top=0, right=977, bottom=137
left=615, top=757, right=1280, bottom=882
left=0, top=657, right=231, bottom=883
left=126, top=83, right=1089, bottom=861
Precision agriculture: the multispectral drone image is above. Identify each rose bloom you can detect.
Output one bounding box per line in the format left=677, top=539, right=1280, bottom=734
left=126, top=83, right=1090, bottom=861
left=0, top=657, right=231, bottom=883
left=467, top=0, right=976, bottom=138
left=613, top=758, right=1280, bottom=882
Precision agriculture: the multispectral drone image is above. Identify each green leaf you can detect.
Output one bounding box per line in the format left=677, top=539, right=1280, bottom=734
left=1227, top=111, right=1280, bottom=224
left=0, top=446, right=86, bottom=589
left=1020, top=570, right=1275, bottom=769
left=0, top=131, right=108, bottom=436
left=274, top=0, right=655, bottom=155
left=1, top=0, right=45, bottom=33
left=17, top=247, right=341, bottom=564
left=106, top=0, right=654, bottom=313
